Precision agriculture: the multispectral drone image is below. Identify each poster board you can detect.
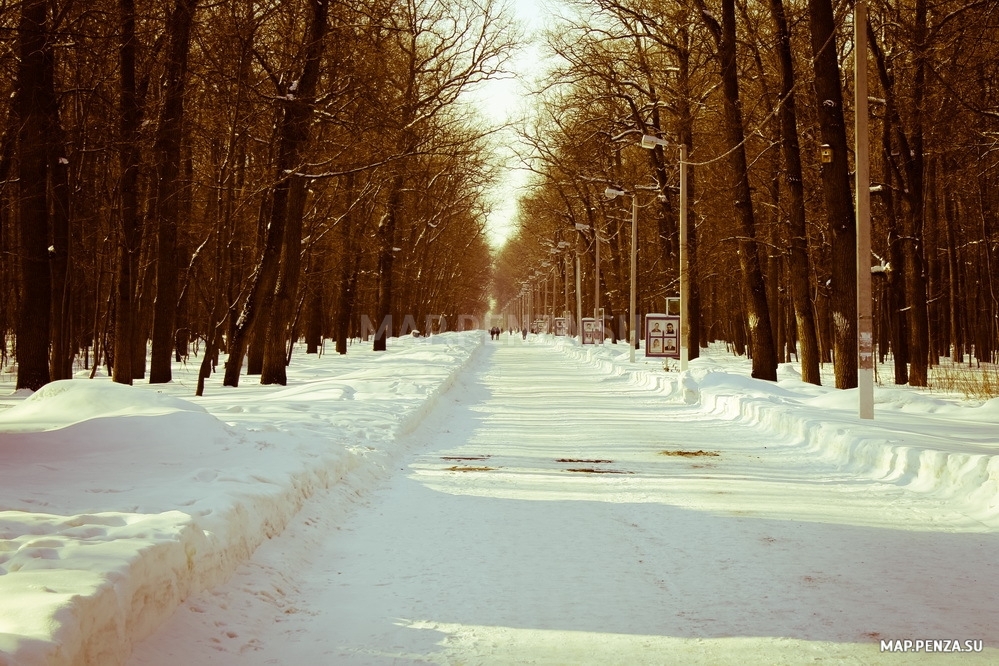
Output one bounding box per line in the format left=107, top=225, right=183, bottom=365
left=645, top=313, right=679, bottom=359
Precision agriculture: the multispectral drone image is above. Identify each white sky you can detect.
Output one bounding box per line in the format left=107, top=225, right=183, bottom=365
left=477, top=0, right=557, bottom=248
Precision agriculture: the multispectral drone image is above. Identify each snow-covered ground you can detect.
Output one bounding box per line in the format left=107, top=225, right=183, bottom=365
left=2, top=332, right=998, bottom=665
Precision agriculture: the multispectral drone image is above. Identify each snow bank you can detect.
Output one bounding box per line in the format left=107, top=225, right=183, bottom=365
left=543, top=335, right=999, bottom=526
left=4, top=330, right=996, bottom=664
left=0, top=332, right=482, bottom=666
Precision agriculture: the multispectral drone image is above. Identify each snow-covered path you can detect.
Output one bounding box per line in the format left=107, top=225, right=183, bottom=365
left=128, top=340, right=999, bottom=665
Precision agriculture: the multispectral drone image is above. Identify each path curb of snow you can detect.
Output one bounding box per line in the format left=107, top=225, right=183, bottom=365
left=0, top=333, right=483, bottom=666
left=546, top=335, right=999, bottom=527
left=694, top=384, right=999, bottom=525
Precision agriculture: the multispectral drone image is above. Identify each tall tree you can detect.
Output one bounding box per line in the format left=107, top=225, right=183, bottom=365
left=224, top=0, right=330, bottom=387
left=697, top=0, right=778, bottom=380
left=149, top=0, right=199, bottom=384
left=14, top=0, right=54, bottom=391
left=112, top=0, right=142, bottom=385
left=807, top=0, right=857, bottom=388
left=867, top=8, right=930, bottom=386
left=768, top=0, right=821, bottom=385
left=260, top=0, right=330, bottom=385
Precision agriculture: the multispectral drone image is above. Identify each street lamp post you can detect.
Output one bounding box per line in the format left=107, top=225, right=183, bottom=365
left=605, top=186, right=639, bottom=362
left=679, top=143, right=689, bottom=372
left=558, top=241, right=571, bottom=330
left=630, top=192, right=638, bottom=359
left=640, top=134, right=689, bottom=371
left=541, top=272, right=550, bottom=328
left=574, top=253, right=583, bottom=337
left=572, top=223, right=588, bottom=338
left=594, top=219, right=601, bottom=341
left=856, top=0, right=873, bottom=418
left=604, top=135, right=688, bottom=367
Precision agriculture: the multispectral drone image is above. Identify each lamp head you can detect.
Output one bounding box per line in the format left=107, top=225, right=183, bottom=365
left=640, top=134, right=668, bottom=149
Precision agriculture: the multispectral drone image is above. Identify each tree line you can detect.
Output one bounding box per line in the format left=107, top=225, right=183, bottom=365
left=494, top=0, right=999, bottom=388
left=1, top=0, right=514, bottom=393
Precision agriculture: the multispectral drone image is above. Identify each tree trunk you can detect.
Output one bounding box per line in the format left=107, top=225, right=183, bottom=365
left=259, top=0, right=329, bottom=385
left=901, top=0, right=930, bottom=384
left=132, top=237, right=154, bottom=379
left=699, top=0, right=778, bottom=380
left=223, top=0, right=329, bottom=386
left=868, top=15, right=930, bottom=385
left=335, top=172, right=361, bottom=355
left=149, top=0, right=198, bottom=384
left=769, top=0, right=821, bottom=385
left=881, top=115, right=909, bottom=385
left=260, top=171, right=309, bottom=384
left=14, top=0, right=53, bottom=391
left=113, top=0, right=141, bottom=385
left=305, top=281, right=322, bottom=355
left=807, top=0, right=857, bottom=389
left=374, top=172, right=404, bottom=351
left=943, top=158, right=963, bottom=362
left=47, top=54, right=72, bottom=381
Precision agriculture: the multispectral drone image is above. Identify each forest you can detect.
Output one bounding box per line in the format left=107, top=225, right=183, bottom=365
left=1, top=0, right=513, bottom=393
left=2, top=0, right=998, bottom=394
left=496, top=0, right=999, bottom=390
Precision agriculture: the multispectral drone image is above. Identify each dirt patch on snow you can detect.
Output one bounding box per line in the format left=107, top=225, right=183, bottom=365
left=565, top=468, right=633, bottom=475
left=659, top=450, right=719, bottom=458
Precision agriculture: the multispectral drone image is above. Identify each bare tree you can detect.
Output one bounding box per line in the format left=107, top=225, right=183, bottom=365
left=149, top=0, right=199, bottom=384
left=13, top=0, right=54, bottom=391
left=696, top=0, right=778, bottom=380
left=223, top=0, right=330, bottom=387
left=805, top=0, right=857, bottom=388
left=112, top=0, right=142, bottom=385
left=767, top=0, right=821, bottom=384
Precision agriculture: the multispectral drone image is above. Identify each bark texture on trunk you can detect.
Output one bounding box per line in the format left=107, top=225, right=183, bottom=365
left=149, top=0, right=199, bottom=384
left=14, top=0, right=53, bottom=391
left=807, top=0, right=858, bottom=388
left=769, top=0, right=821, bottom=385
left=700, top=0, right=778, bottom=380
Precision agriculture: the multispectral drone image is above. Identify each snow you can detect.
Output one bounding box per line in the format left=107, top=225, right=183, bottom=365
left=2, top=332, right=998, bottom=664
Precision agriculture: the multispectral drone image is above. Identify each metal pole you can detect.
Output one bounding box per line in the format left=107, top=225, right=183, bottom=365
left=630, top=193, right=638, bottom=362
left=575, top=254, right=582, bottom=337
left=856, top=0, right=874, bottom=418
left=543, top=275, right=549, bottom=331
left=552, top=264, right=558, bottom=333
left=679, top=143, right=690, bottom=371
left=594, top=220, right=601, bottom=341
left=552, top=269, right=557, bottom=330
left=564, top=254, right=571, bottom=328
left=528, top=285, right=533, bottom=331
